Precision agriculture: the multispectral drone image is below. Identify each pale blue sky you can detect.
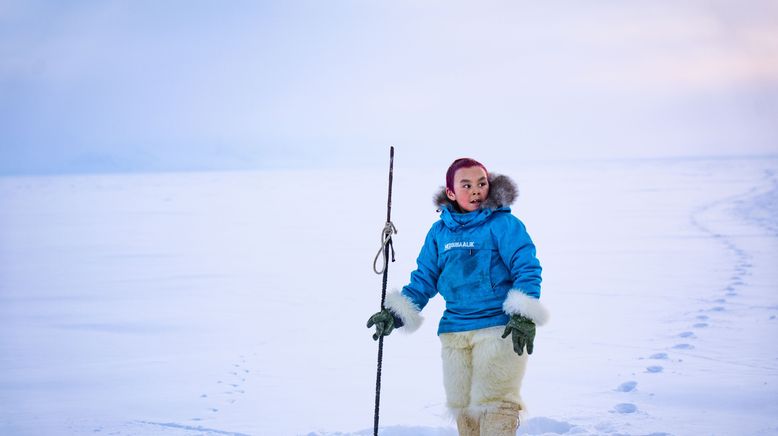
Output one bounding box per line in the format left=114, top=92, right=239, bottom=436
left=1, top=1, right=777, bottom=175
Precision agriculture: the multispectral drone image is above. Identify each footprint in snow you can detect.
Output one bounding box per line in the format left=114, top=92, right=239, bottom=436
left=673, top=343, right=695, bottom=350
left=709, top=306, right=726, bottom=312
left=203, top=358, right=253, bottom=416
left=693, top=323, right=709, bottom=328
left=678, top=331, right=695, bottom=338
left=613, top=403, right=638, bottom=414
left=615, top=381, right=637, bottom=392
left=714, top=298, right=726, bottom=303
left=649, top=352, right=669, bottom=360
left=646, top=366, right=663, bottom=373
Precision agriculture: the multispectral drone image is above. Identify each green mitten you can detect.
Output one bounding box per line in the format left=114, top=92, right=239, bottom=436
left=367, top=309, right=396, bottom=341
left=501, top=314, right=536, bottom=355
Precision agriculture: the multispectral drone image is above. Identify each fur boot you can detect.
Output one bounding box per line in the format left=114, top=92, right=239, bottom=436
left=480, top=402, right=520, bottom=436
left=456, top=412, right=480, bottom=436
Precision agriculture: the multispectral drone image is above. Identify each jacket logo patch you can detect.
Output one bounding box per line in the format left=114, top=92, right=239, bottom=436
left=444, top=241, right=475, bottom=251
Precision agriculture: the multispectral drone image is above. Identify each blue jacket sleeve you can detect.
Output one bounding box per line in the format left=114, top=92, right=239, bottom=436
left=400, top=222, right=441, bottom=311
left=494, top=215, right=542, bottom=298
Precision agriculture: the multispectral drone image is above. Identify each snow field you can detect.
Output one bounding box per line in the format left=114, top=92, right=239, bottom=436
left=0, top=157, right=776, bottom=435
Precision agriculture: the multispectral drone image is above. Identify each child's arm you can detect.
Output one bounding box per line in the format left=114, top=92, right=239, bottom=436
left=382, top=223, right=442, bottom=333
left=495, top=217, right=549, bottom=326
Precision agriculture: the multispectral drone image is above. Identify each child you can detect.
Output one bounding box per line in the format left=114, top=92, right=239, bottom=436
left=367, top=158, right=547, bottom=436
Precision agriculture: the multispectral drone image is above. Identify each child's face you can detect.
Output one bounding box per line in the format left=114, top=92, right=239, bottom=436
left=446, top=166, right=489, bottom=212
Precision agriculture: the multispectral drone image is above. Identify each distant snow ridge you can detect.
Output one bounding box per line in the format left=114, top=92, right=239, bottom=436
left=307, top=427, right=456, bottom=436
left=137, top=421, right=250, bottom=435
left=517, top=417, right=575, bottom=434
left=310, top=417, right=578, bottom=436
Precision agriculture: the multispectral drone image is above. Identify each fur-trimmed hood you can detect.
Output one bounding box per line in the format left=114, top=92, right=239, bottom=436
left=433, top=173, right=519, bottom=211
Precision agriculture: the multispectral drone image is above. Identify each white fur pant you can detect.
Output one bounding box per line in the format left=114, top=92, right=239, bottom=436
left=440, top=326, right=528, bottom=417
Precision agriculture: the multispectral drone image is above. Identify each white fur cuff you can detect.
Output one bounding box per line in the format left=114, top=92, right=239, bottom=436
left=384, top=290, right=424, bottom=333
left=503, top=290, right=549, bottom=326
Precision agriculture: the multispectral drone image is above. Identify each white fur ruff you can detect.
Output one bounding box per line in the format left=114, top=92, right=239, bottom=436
left=384, top=290, right=424, bottom=333
left=502, top=290, right=549, bottom=326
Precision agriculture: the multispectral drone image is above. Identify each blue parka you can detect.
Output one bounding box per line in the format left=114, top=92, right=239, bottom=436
left=400, top=174, right=542, bottom=334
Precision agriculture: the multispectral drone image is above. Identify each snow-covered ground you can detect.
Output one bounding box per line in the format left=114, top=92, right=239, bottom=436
left=1, top=156, right=777, bottom=435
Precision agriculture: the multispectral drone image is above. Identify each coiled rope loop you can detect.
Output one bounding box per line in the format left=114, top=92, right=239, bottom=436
left=372, top=221, right=397, bottom=274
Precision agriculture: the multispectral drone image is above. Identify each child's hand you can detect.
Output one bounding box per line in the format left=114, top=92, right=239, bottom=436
left=501, top=315, right=536, bottom=355
left=367, top=309, right=396, bottom=341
